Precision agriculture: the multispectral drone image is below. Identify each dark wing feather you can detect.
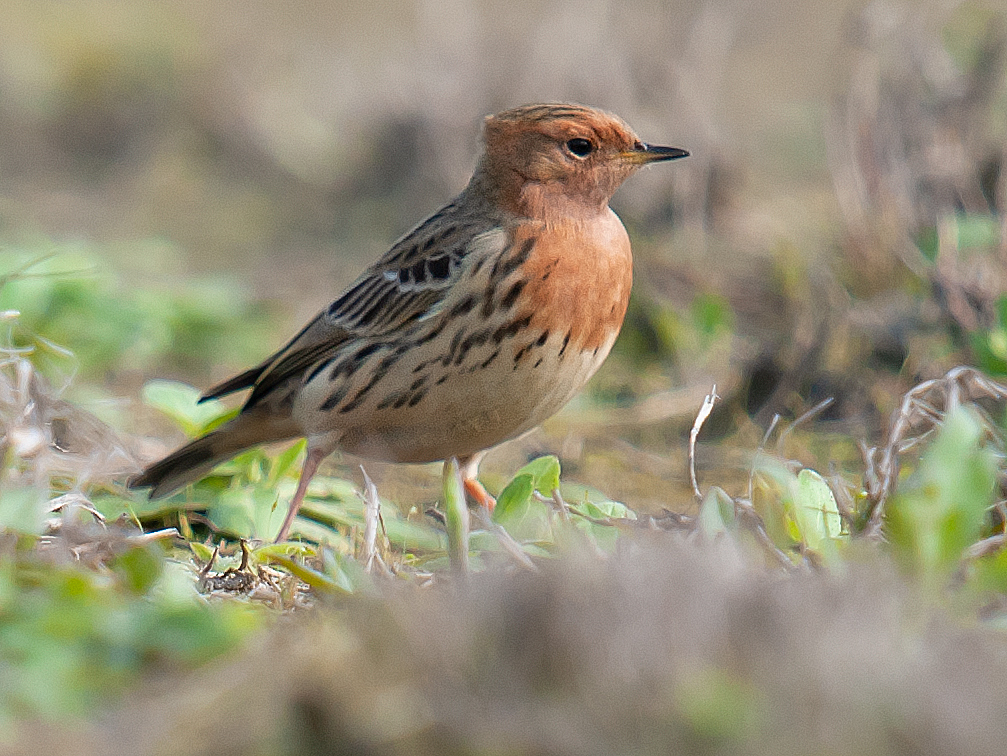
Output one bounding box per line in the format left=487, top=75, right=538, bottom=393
left=221, top=201, right=504, bottom=410
left=199, top=365, right=266, bottom=403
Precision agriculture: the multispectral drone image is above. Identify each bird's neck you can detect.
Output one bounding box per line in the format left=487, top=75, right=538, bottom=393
left=463, top=166, right=610, bottom=225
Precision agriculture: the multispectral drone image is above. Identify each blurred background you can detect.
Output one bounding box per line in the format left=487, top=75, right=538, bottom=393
left=1, top=0, right=1005, bottom=509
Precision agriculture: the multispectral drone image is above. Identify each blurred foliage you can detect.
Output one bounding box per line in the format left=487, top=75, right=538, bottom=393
left=0, top=249, right=279, bottom=385
left=0, top=540, right=263, bottom=728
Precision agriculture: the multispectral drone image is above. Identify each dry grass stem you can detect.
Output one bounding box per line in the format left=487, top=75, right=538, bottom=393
left=470, top=507, right=538, bottom=572
left=689, top=384, right=718, bottom=500
left=865, top=366, right=1007, bottom=536
left=359, top=465, right=382, bottom=573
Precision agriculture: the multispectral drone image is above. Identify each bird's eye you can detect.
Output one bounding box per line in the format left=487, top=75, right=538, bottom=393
left=566, top=138, right=594, bottom=157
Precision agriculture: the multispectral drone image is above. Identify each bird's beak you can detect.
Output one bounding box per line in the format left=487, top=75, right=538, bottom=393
left=621, top=143, right=690, bottom=165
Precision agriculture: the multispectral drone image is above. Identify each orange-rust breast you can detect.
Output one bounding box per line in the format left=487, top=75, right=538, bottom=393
left=518, top=209, right=633, bottom=353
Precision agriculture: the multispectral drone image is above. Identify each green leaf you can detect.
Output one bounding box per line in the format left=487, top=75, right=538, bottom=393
left=515, top=455, right=562, bottom=495
left=0, top=488, right=46, bottom=535
left=569, top=498, right=637, bottom=551
left=886, top=406, right=998, bottom=580
left=493, top=473, right=535, bottom=521
left=697, top=486, right=736, bottom=539
left=914, top=225, right=939, bottom=262
left=751, top=457, right=801, bottom=553
left=953, top=212, right=1001, bottom=252
left=141, top=380, right=236, bottom=437
left=266, top=555, right=352, bottom=594
left=206, top=487, right=284, bottom=540
left=269, top=439, right=307, bottom=485
left=189, top=541, right=216, bottom=564
left=795, top=469, right=842, bottom=551
left=110, top=545, right=164, bottom=595
left=753, top=459, right=844, bottom=560
left=492, top=473, right=551, bottom=542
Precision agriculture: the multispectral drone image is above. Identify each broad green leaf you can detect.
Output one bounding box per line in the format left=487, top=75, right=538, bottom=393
left=698, top=486, right=736, bottom=539
left=269, top=439, right=307, bottom=484
left=751, top=457, right=800, bottom=553
left=321, top=548, right=370, bottom=593
left=253, top=542, right=317, bottom=561
left=206, top=487, right=283, bottom=540
left=572, top=499, right=636, bottom=551
left=188, top=541, right=216, bottom=564
left=141, top=380, right=236, bottom=437
left=492, top=473, right=551, bottom=542
left=886, top=406, right=997, bottom=580
left=795, top=469, right=842, bottom=552
left=493, top=473, right=535, bottom=521
left=581, top=499, right=635, bottom=520
left=515, top=455, right=562, bottom=495
left=754, top=459, right=844, bottom=561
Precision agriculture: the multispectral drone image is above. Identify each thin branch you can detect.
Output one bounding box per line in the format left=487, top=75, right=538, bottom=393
left=471, top=508, right=538, bottom=571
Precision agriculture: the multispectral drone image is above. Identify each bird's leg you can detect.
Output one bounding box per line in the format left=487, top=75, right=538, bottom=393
left=457, top=451, right=495, bottom=512
left=274, top=444, right=327, bottom=542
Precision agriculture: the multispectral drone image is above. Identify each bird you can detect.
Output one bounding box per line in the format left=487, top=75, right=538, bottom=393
left=129, top=103, right=688, bottom=542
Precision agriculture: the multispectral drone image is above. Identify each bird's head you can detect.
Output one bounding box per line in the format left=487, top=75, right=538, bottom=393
left=476, top=103, right=688, bottom=221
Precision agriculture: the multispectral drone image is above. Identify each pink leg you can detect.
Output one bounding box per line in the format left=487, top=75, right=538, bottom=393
left=275, top=445, right=327, bottom=542
left=458, top=452, right=496, bottom=512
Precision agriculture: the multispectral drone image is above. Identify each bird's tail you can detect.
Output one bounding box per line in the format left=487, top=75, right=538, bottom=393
left=129, top=411, right=299, bottom=498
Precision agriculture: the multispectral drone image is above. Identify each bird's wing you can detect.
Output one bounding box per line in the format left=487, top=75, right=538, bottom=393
left=205, top=205, right=507, bottom=409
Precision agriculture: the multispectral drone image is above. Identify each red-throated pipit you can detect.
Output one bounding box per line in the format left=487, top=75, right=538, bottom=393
left=130, top=103, right=688, bottom=541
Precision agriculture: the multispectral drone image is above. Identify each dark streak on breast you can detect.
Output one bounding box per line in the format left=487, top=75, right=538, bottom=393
left=338, top=352, right=402, bottom=414
left=500, top=280, right=526, bottom=310
left=483, top=237, right=536, bottom=317
left=493, top=315, right=533, bottom=345
left=454, top=330, right=491, bottom=366
left=320, top=385, right=348, bottom=411
left=442, top=329, right=466, bottom=367
left=479, top=349, right=500, bottom=369
left=490, top=237, right=536, bottom=282
left=415, top=318, right=448, bottom=347
left=558, top=331, right=571, bottom=358
left=449, top=295, right=478, bottom=317
left=512, top=343, right=532, bottom=366
left=376, top=393, right=401, bottom=410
